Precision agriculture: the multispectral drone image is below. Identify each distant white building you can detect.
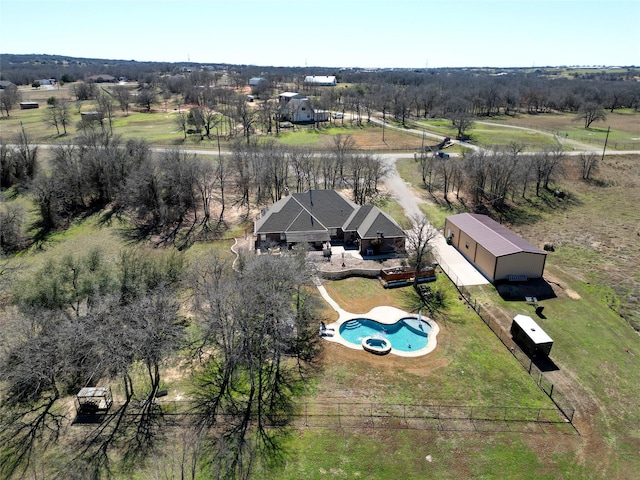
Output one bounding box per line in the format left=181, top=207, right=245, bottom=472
left=304, top=75, right=337, bottom=86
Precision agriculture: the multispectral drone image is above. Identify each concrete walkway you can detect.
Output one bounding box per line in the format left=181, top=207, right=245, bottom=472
left=380, top=154, right=489, bottom=286
left=315, top=278, right=439, bottom=358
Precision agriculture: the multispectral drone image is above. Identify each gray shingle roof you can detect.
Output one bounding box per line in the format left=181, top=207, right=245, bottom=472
left=446, top=213, right=545, bottom=257
left=255, top=190, right=405, bottom=240
left=357, top=208, right=406, bottom=239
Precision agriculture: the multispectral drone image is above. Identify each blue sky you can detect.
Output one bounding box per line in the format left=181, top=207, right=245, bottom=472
left=1, top=0, right=639, bottom=68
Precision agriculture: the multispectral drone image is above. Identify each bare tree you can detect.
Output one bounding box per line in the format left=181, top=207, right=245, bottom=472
left=44, top=98, right=71, bottom=135
left=0, top=201, right=26, bottom=253
left=191, top=251, right=319, bottom=480
left=136, top=88, right=158, bottom=112
left=405, top=214, right=438, bottom=288
left=0, top=84, right=21, bottom=117
left=576, top=102, right=607, bottom=128
left=174, top=110, right=189, bottom=139
left=72, top=81, right=96, bottom=101
left=578, top=152, right=599, bottom=180
left=96, top=90, right=115, bottom=134
left=112, top=85, right=131, bottom=114
left=234, top=94, right=257, bottom=144
left=445, top=99, right=474, bottom=139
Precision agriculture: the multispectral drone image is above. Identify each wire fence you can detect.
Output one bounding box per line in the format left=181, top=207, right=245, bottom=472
left=433, top=253, right=575, bottom=424
left=105, top=400, right=570, bottom=433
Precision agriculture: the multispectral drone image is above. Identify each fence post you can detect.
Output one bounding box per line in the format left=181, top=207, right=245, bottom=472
left=549, top=384, right=554, bottom=398
left=338, top=403, right=341, bottom=428
left=305, top=402, right=308, bottom=426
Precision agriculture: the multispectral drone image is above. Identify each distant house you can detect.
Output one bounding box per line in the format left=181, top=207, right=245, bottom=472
left=254, top=189, right=406, bottom=255
left=277, top=92, right=328, bottom=123
left=0, top=80, right=16, bottom=89
left=19, top=102, right=39, bottom=109
left=444, top=213, right=546, bottom=283
left=87, top=74, right=117, bottom=83
left=35, top=78, right=56, bottom=86
left=249, top=77, right=266, bottom=86
left=304, top=75, right=337, bottom=86
left=281, top=97, right=315, bottom=123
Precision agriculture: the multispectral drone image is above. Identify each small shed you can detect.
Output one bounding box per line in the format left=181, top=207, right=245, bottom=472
left=510, top=314, right=553, bottom=357
left=19, top=102, right=39, bottom=109
left=80, top=111, right=103, bottom=122
left=75, top=386, right=113, bottom=415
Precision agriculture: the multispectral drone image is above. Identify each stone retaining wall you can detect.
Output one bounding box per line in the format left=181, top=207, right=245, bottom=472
left=317, top=267, right=381, bottom=280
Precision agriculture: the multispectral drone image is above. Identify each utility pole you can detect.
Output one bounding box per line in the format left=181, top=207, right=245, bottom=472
left=601, top=126, right=610, bottom=163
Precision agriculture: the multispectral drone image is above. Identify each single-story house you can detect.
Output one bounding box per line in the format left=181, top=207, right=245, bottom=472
left=254, top=189, right=406, bottom=255
left=444, top=213, right=546, bottom=283
left=304, top=75, right=337, bottom=86
left=0, top=80, right=16, bottom=89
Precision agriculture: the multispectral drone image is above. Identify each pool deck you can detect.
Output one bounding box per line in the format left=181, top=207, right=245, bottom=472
left=316, top=281, right=439, bottom=358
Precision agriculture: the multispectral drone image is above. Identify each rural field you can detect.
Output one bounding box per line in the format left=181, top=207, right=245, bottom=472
left=1, top=80, right=640, bottom=479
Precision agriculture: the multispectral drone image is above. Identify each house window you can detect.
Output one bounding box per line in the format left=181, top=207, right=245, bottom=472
left=261, top=234, right=267, bottom=241
left=465, top=242, right=469, bottom=249
left=301, top=107, right=306, bottom=110
left=280, top=233, right=286, bottom=240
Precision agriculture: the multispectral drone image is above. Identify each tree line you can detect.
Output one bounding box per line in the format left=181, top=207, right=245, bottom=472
left=0, top=240, right=320, bottom=478
left=1, top=129, right=388, bottom=253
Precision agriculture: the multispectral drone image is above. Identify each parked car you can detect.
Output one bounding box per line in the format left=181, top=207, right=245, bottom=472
left=332, top=113, right=344, bottom=119
left=280, top=122, right=293, bottom=129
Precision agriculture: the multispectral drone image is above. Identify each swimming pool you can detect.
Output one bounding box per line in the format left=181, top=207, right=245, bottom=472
left=339, top=317, right=430, bottom=352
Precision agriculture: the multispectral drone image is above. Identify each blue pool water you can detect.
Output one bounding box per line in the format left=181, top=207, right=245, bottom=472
left=339, top=318, right=430, bottom=352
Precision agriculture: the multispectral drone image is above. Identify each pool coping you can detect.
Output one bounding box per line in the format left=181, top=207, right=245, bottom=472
left=317, top=282, right=439, bottom=358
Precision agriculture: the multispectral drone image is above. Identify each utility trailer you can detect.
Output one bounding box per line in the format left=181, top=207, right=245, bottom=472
left=510, top=314, right=553, bottom=357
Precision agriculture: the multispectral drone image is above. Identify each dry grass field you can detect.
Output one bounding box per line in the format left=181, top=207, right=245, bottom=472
left=513, top=155, right=640, bottom=329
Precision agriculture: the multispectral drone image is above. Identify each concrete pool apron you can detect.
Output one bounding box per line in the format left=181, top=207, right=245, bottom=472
left=315, top=278, right=439, bottom=358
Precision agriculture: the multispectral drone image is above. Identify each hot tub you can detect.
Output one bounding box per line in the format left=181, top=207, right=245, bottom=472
left=362, top=336, right=392, bottom=355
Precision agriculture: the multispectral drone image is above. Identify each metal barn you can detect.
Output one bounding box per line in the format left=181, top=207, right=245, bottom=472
left=444, top=213, right=546, bottom=283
